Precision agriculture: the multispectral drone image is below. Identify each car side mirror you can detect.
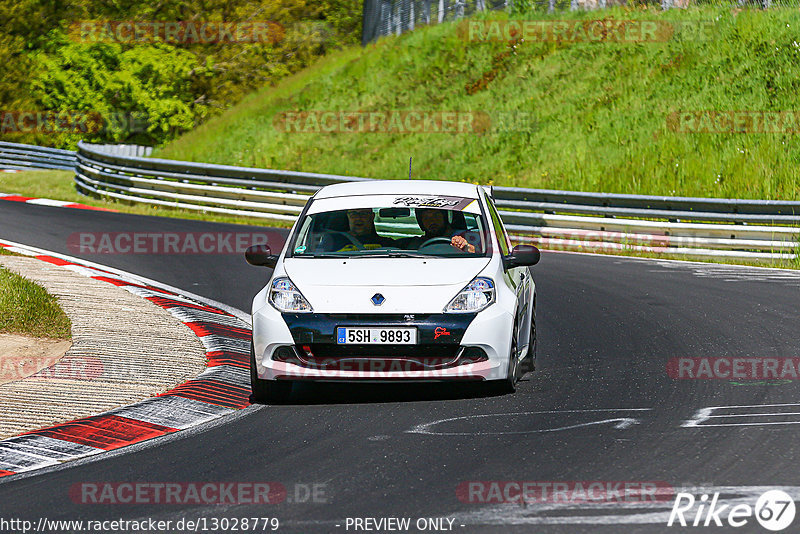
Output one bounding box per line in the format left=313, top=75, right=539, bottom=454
left=245, top=245, right=279, bottom=268
left=503, top=244, right=540, bottom=269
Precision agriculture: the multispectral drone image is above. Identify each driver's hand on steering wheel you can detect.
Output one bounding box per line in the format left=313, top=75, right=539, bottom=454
left=451, top=235, right=475, bottom=253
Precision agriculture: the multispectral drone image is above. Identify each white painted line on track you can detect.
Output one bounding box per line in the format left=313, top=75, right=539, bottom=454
left=199, top=334, right=250, bottom=354
left=25, top=198, right=74, bottom=207
left=683, top=403, right=800, bottom=428
left=0, top=435, right=102, bottom=460
left=197, top=365, right=250, bottom=387
left=408, top=409, right=653, bottom=436
left=109, top=396, right=234, bottom=430
left=166, top=306, right=250, bottom=328
left=0, top=447, right=61, bottom=470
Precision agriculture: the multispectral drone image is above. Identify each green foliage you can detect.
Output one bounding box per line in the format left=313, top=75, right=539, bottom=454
left=158, top=6, right=800, bottom=200
left=0, top=0, right=363, bottom=148
left=24, top=37, right=199, bottom=146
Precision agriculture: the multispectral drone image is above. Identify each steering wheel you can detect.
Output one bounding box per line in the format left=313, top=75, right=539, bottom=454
left=418, top=237, right=456, bottom=249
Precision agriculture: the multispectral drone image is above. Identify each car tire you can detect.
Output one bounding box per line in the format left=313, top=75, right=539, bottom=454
left=490, top=331, right=519, bottom=394
left=250, top=341, right=292, bottom=404
left=521, top=301, right=536, bottom=373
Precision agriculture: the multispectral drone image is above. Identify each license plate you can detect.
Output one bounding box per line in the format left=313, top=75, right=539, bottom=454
left=336, top=327, right=417, bottom=345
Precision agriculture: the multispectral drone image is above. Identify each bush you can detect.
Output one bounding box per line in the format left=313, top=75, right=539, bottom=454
left=0, top=0, right=364, bottom=148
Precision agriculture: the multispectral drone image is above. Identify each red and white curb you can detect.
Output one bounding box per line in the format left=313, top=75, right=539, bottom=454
left=0, top=239, right=253, bottom=479
left=0, top=192, right=115, bottom=212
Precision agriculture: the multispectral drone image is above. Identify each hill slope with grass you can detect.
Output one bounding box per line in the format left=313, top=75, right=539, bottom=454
left=158, top=6, right=800, bottom=199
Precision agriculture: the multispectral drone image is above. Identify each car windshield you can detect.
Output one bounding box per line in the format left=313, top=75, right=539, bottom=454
left=289, top=205, right=489, bottom=258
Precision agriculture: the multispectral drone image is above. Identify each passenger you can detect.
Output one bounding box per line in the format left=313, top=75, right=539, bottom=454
left=408, top=208, right=476, bottom=253
left=320, top=208, right=396, bottom=251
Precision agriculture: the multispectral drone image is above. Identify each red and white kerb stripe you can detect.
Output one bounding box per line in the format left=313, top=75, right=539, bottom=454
left=0, top=241, right=252, bottom=479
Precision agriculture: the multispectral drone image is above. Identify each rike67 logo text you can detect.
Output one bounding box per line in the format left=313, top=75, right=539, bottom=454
left=668, top=490, right=795, bottom=531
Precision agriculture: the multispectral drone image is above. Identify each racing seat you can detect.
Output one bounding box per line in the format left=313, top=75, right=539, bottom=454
left=450, top=211, right=467, bottom=230
left=322, top=211, right=349, bottom=232
left=310, top=211, right=351, bottom=252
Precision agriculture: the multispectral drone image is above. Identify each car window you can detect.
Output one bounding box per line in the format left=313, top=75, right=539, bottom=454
left=484, top=194, right=511, bottom=256
left=289, top=207, right=489, bottom=258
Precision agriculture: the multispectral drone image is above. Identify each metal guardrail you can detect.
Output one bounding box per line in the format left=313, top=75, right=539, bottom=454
left=72, top=142, right=799, bottom=262
left=361, top=0, right=781, bottom=46
left=73, top=141, right=366, bottom=222
left=85, top=144, right=154, bottom=158
left=0, top=141, right=76, bottom=171
left=493, top=187, right=800, bottom=223
left=2, top=141, right=799, bottom=262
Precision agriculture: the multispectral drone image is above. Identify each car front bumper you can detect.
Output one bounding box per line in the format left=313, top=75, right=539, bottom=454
left=252, top=294, right=514, bottom=382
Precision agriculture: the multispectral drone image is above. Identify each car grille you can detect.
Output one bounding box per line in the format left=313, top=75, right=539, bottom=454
left=273, top=345, right=487, bottom=372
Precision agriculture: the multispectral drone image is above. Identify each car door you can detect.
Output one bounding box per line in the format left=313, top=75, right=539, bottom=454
left=484, top=193, right=532, bottom=359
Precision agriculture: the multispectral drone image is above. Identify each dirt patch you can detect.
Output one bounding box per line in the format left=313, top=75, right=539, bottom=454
left=0, top=333, right=71, bottom=386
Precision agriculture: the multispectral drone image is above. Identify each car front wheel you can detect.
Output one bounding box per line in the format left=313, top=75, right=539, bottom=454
left=490, top=331, right=519, bottom=395
left=250, top=341, right=292, bottom=404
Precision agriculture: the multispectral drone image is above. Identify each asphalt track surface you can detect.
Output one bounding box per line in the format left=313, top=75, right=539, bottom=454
left=2, top=200, right=800, bottom=533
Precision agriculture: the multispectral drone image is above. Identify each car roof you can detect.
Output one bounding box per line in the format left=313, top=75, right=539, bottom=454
left=313, top=179, right=483, bottom=200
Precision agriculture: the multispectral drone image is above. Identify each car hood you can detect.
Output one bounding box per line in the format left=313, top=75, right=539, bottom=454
left=283, top=257, right=491, bottom=314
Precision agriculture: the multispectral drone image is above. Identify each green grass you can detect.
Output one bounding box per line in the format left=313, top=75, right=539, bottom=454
left=157, top=5, right=800, bottom=200
left=0, top=170, right=293, bottom=227
left=0, top=266, right=72, bottom=339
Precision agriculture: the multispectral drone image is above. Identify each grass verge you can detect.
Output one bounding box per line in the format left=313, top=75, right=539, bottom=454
left=0, top=266, right=72, bottom=339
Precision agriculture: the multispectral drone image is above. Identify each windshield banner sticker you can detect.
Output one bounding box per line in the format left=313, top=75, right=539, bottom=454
left=393, top=196, right=475, bottom=210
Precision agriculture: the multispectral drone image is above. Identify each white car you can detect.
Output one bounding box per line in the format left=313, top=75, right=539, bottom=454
left=246, top=180, right=540, bottom=402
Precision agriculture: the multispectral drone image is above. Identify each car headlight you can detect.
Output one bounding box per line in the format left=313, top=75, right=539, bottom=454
left=269, top=277, right=313, bottom=313
left=444, top=277, right=494, bottom=313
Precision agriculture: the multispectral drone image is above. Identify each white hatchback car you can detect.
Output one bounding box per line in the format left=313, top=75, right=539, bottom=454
left=246, top=180, right=540, bottom=402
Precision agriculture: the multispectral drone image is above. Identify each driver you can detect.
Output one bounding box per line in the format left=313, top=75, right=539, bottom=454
left=408, top=208, right=476, bottom=253
left=320, top=208, right=396, bottom=252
